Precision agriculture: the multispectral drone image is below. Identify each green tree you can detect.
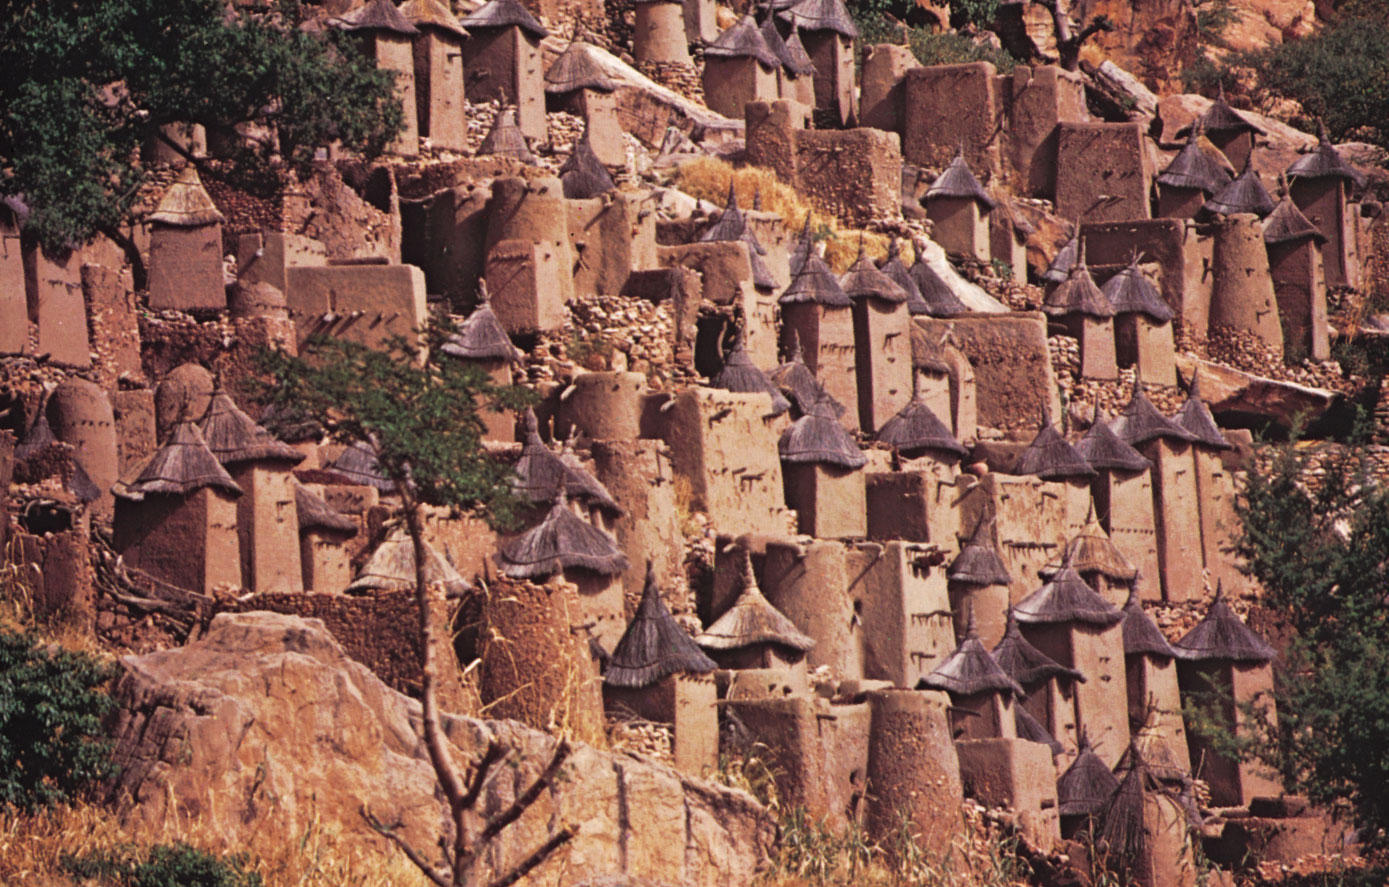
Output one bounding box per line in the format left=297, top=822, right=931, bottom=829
left=0, top=630, right=118, bottom=811
left=259, top=330, right=573, bottom=887
left=0, top=0, right=403, bottom=254
left=1235, top=437, right=1389, bottom=842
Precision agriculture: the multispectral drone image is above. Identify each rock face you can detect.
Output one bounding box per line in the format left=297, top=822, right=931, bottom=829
left=107, top=611, right=774, bottom=887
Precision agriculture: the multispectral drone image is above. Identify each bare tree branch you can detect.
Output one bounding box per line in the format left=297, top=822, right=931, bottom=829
left=461, top=740, right=507, bottom=812
left=479, top=740, right=571, bottom=844
left=362, top=807, right=453, bottom=887
left=486, top=827, right=577, bottom=887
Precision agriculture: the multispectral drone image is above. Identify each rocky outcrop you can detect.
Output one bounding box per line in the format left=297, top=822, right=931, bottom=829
left=106, top=611, right=773, bottom=887
left=1176, top=355, right=1336, bottom=429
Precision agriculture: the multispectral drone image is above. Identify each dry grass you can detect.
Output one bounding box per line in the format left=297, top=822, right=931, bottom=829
left=0, top=798, right=431, bottom=887
left=672, top=158, right=911, bottom=273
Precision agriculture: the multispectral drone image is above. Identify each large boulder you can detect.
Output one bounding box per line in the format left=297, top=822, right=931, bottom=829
left=107, top=611, right=773, bottom=887
left=1175, top=355, right=1336, bottom=431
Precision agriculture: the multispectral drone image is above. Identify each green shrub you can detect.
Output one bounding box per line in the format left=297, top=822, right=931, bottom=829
left=64, top=843, right=263, bottom=887
left=907, top=29, right=1017, bottom=70
left=0, top=630, right=117, bottom=811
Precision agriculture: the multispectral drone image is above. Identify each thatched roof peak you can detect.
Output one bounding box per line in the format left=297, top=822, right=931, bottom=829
left=148, top=166, right=225, bottom=227
left=841, top=242, right=909, bottom=304
left=545, top=40, right=619, bottom=94
left=559, top=127, right=616, bottom=199
left=993, top=609, right=1083, bottom=687
left=1014, top=564, right=1124, bottom=627
left=927, top=150, right=995, bottom=208
left=1173, top=586, right=1275, bottom=663
left=778, top=394, right=866, bottom=468
left=441, top=283, right=525, bottom=363
left=497, top=489, right=629, bottom=579
left=1173, top=372, right=1231, bottom=450
left=776, top=0, right=858, bottom=37
left=116, top=421, right=242, bottom=500
left=606, top=563, right=717, bottom=688
left=1016, top=418, right=1096, bottom=480
left=711, top=334, right=791, bottom=414
left=696, top=550, right=814, bottom=652
left=1101, top=257, right=1173, bottom=322
left=333, top=0, right=419, bottom=34
left=949, top=517, right=1011, bottom=587
left=1120, top=584, right=1177, bottom=659
left=919, top=606, right=1023, bottom=697
left=200, top=389, right=304, bottom=466
left=1113, top=386, right=1195, bottom=447
left=293, top=479, right=357, bottom=535
left=329, top=441, right=396, bottom=492
left=458, top=0, right=548, bottom=37
left=346, top=527, right=470, bottom=596
left=1058, top=736, right=1120, bottom=817
left=1286, top=119, right=1365, bottom=188
left=769, top=331, right=845, bottom=418
left=876, top=396, right=968, bottom=459
left=1075, top=410, right=1150, bottom=473
left=705, top=15, right=779, bottom=68
left=1158, top=126, right=1233, bottom=196
left=399, top=0, right=468, bottom=37
left=477, top=107, right=536, bottom=163
left=1204, top=161, right=1276, bottom=217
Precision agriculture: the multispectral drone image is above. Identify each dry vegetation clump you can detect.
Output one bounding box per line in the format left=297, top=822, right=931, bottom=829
left=672, top=158, right=903, bottom=272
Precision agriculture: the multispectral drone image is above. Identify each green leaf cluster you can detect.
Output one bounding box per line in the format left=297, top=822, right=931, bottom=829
left=64, top=842, right=262, bottom=887
left=0, top=630, right=118, bottom=811
left=0, top=0, right=403, bottom=252
left=1235, top=437, right=1389, bottom=842
left=257, top=330, right=531, bottom=530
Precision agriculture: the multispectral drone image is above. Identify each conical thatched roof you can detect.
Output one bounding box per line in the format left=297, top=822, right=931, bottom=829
left=15, top=398, right=57, bottom=463
left=1188, top=85, right=1264, bottom=137
left=399, top=0, right=468, bottom=36
left=477, top=107, right=536, bottom=163
left=512, top=410, right=622, bottom=514
left=927, top=151, right=995, bottom=208
left=1043, top=231, right=1079, bottom=285
left=1016, top=419, right=1096, bottom=480
left=545, top=41, right=618, bottom=94
left=200, top=389, right=304, bottom=466
left=993, top=610, right=1083, bottom=687
left=876, top=396, right=968, bottom=459
left=148, top=166, right=225, bottom=227
left=294, top=479, right=357, bottom=535
left=1016, top=703, right=1064, bottom=756
left=1060, top=511, right=1136, bottom=581
left=918, top=607, right=1023, bottom=697
left=779, top=393, right=866, bottom=468
left=696, top=551, right=814, bottom=652
left=497, top=490, right=629, bottom=579
left=1014, top=564, right=1124, bottom=627
left=1173, top=373, right=1231, bottom=450
left=346, top=528, right=470, bottom=595
left=949, top=518, right=1011, bottom=587
left=1044, top=242, right=1113, bottom=319
left=334, top=0, right=419, bottom=34
left=1120, top=585, right=1176, bottom=659
left=606, top=563, right=717, bottom=688
left=1058, top=736, right=1120, bottom=817
left=1075, top=411, right=1150, bottom=473
left=1204, top=162, right=1276, bottom=217
left=559, top=128, right=615, bottom=199
left=769, top=331, right=845, bottom=417
left=1286, top=121, right=1364, bottom=188
left=458, top=0, right=548, bottom=37
left=879, top=238, right=927, bottom=312
left=116, top=421, right=242, bottom=500
left=440, top=284, right=524, bottom=362
left=700, top=185, right=765, bottom=253
left=1263, top=194, right=1325, bottom=245
left=763, top=18, right=814, bottom=75
left=777, top=0, right=857, bottom=36
left=705, top=15, right=778, bottom=68
left=710, top=334, right=791, bottom=415
left=1173, top=588, right=1275, bottom=663
left=1157, top=127, right=1232, bottom=196
left=330, top=441, right=396, bottom=492
left=1112, top=386, right=1195, bottom=447
left=1097, top=747, right=1176, bottom=870
left=909, top=253, right=968, bottom=315
left=841, top=245, right=909, bottom=303
left=1102, top=258, right=1173, bottom=322
left=781, top=219, right=851, bottom=307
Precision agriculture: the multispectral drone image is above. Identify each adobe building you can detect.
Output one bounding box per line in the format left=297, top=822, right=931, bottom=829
left=112, top=421, right=242, bottom=595
left=919, top=607, right=1023, bottom=741
left=1, top=203, right=25, bottom=355
left=1156, top=125, right=1232, bottom=220
left=604, top=564, right=718, bottom=775
left=910, top=324, right=978, bottom=443
left=485, top=176, right=575, bottom=317
left=284, top=262, right=429, bottom=352
left=925, top=151, right=995, bottom=263
left=459, top=0, right=549, bottom=141
left=1057, top=737, right=1119, bottom=838
left=1210, top=212, right=1284, bottom=362
left=439, top=283, right=525, bottom=441
left=294, top=480, right=357, bottom=593
left=633, top=0, right=692, bottom=66
left=1113, top=387, right=1202, bottom=603
left=1014, top=564, right=1129, bottom=767
left=709, top=333, right=791, bottom=415
left=497, top=487, right=630, bottom=650
left=778, top=392, right=866, bottom=538
left=698, top=186, right=780, bottom=299
left=1096, top=750, right=1199, bottom=887
left=761, top=18, right=815, bottom=114
left=1101, top=257, right=1177, bottom=387
left=146, top=166, right=226, bottom=312
left=840, top=245, right=911, bottom=432
left=701, top=15, right=779, bottom=121
left=778, top=221, right=858, bottom=430
left=1043, top=242, right=1117, bottom=381
left=335, top=0, right=420, bottom=156
left=47, top=378, right=119, bottom=521
left=1055, top=122, right=1152, bottom=224
left=848, top=540, right=959, bottom=686
left=863, top=689, right=965, bottom=854
left=947, top=518, right=1013, bottom=650
left=1014, top=416, right=1097, bottom=539
left=1073, top=415, right=1158, bottom=597
left=1175, top=592, right=1281, bottom=807
left=1264, top=191, right=1329, bottom=362
left=993, top=609, right=1083, bottom=759
left=1173, top=375, right=1243, bottom=594
left=875, top=379, right=969, bottom=473
left=543, top=42, right=624, bottom=167
left=476, top=106, right=536, bottom=162
left=1185, top=85, right=1265, bottom=174
left=698, top=549, right=814, bottom=678
left=1120, top=587, right=1190, bottom=777
left=957, top=471, right=1066, bottom=608
left=1287, top=123, right=1365, bottom=290
left=776, top=0, right=858, bottom=126
left=902, top=61, right=1004, bottom=177
left=1054, top=510, right=1137, bottom=607
left=956, top=731, right=1062, bottom=851
left=400, top=0, right=468, bottom=152
left=1082, top=218, right=1212, bottom=345
left=200, top=388, right=305, bottom=593
left=346, top=527, right=470, bottom=597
